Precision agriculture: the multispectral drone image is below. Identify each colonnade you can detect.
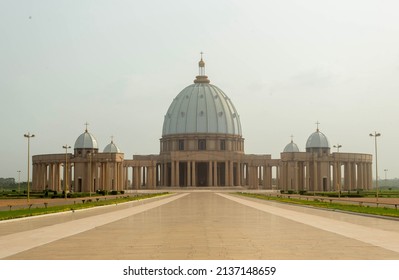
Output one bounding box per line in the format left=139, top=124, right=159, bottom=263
left=280, top=160, right=373, bottom=192
left=31, top=151, right=373, bottom=192
left=32, top=162, right=71, bottom=192
left=32, top=160, right=125, bottom=192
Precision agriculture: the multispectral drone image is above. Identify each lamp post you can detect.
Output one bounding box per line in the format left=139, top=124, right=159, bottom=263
left=333, top=144, right=342, bottom=198
left=369, top=132, right=381, bottom=201
left=62, top=145, right=71, bottom=199
left=24, top=132, right=35, bottom=202
left=17, top=170, right=21, bottom=194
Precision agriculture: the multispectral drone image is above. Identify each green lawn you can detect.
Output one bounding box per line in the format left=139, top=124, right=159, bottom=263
left=0, top=193, right=169, bottom=221
left=236, top=192, right=399, bottom=218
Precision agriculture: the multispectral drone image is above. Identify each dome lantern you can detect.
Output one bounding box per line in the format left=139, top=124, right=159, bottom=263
left=194, top=52, right=210, bottom=84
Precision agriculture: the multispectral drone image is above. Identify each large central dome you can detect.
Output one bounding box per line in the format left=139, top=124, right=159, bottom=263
left=162, top=57, right=242, bottom=136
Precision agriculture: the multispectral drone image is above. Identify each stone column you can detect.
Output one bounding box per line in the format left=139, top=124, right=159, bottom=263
left=264, top=165, right=270, bottom=189
left=229, top=161, right=234, bottom=187
left=187, top=161, right=191, bottom=187
left=171, top=161, right=176, bottom=186
left=357, top=163, right=363, bottom=189
left=152, top=165, right=157, bottom=189
left=32, top=163, right=37, bottom=190
left=332, top=162, right=338, bottom=191
left=237, top=163, right=241, bottom=186
left=213, top=161, right=218, bottom=186
left=369, top=163, right=373, bottom=190
left=351, top=162, right=356, bottom=190
left=208, top=161, right=212, bottom=186
left=48, top=164, right=53, bottom=191
left=192, top=161, right=196, bottom=186
left=224, top=161, right=229, bottom=186
left=176, top=161, right=180, bottom=187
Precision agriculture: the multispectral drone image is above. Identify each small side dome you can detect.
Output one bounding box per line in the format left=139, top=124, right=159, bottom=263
left=103, top=140, right=121, bottom=153
left=74, top=129, right=98, bottom=150
left=283, top=140, right=300, bottom=152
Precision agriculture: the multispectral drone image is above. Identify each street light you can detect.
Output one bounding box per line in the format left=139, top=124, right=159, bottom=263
left=62, top=145, right=71, bottom=199
left=369, top=132, right=381, bottom=201
left=24, top=132, right=35, bottom=202
left=333, top=144, right=342, bottom=198
left=333, top=144, right=342, bottom=152
left=17, top=170, right=21, bottom=193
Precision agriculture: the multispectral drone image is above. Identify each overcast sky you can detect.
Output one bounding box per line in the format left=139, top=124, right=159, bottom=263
left=1, top=0, right=399, bottom=181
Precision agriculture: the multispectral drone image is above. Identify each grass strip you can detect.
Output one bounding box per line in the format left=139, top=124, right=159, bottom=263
left=0, top=193, right=168, bottom=221
left=236, top=192, right=399, bottom=218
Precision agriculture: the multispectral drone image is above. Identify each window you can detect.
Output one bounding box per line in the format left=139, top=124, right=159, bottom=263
left=179, top=140, right=184, bottom=151
left=220, top=140, right=226, bottom=151
left=198, top=139, right=206, bottom=150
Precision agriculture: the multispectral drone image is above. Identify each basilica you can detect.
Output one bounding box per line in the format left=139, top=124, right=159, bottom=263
left=32, top=57, right=373, bottom=193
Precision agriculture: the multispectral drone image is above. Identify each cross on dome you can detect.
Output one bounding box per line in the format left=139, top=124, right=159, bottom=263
left=199, top=51, right=205, bottom=75
left=315, top=121, right=320, bottom=131
left=84, top=122, right=89, bottom=132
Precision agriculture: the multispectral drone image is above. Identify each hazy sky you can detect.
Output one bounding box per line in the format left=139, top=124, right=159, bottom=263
left=1, top=0, right=399, bottom=181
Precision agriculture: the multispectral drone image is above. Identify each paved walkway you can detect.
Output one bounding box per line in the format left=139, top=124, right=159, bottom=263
left=1, top=191, right=399, bottom=260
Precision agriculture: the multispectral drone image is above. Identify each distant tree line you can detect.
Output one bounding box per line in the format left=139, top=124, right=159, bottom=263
left=0, top=178, right=16, bottom=186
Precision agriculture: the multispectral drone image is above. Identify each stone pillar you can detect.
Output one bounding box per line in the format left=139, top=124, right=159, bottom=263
left=48, top=164, right=53, bottom=191
left=192, top=161, right=196, bottom=186
left=176, top=161, right=180, bottom=187
left=32, top=163, right=37, bottom=191
left=187, top=161, right=191, bottom=187
left=368, top=163, right=373, bottom=189
left=54, top=163, right=59, bottom=191
left=229, top=161, right=234, bottom=187
left=264, top=165, right=270, bottom=189
left=225, top=161, right=229, bottom=186
left=134, top=166, right=139, bottom=189
left=208, top=161, right=212, bottom=186
left=366, top=163, right=370, bottom=189
left=332, top=162, right=337, bottom=191
left=152, top=165, right=157, bottom=189
left=256, top=166, right=260, bottom=189
left=170, top=161, right=175, bottom=186
left=213, top=161, right=218, bottom=186
left=124, top=166, right=128, bottom=189
left=351, top=162, right=356, bottom=190
left=237, top=163, right=241, bottom=186
left=357, top=163, right=363, bottom=189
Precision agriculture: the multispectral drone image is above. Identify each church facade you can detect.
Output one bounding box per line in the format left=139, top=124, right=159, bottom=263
left=32, top=57, right=373, bottom=193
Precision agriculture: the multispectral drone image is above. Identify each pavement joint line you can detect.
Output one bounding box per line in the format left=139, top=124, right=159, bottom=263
left=0, top=193, right=189, bottom=259
left=217, top=193, right=399, bottom=254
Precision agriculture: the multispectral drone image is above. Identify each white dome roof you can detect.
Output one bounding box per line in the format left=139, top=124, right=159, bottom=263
left=74, top=130, right=98, bottom=149
left=162, top=59, right=242, bottom=137
left=283, top=141, right=300, bottom=152
left=103, top=141, right=121, bottom=153
left=306, top=129, right=330, bottom=149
